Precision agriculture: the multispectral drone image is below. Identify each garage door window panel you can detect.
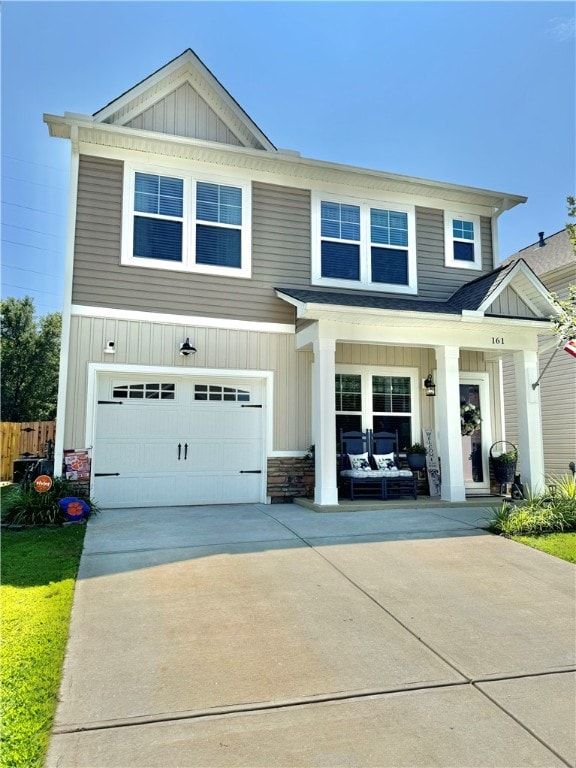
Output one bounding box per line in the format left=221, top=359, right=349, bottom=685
left=112, top=382, right=176, bottom=400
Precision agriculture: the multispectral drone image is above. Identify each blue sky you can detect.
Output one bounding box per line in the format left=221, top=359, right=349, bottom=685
left=2, top=1, right=575, bottom=315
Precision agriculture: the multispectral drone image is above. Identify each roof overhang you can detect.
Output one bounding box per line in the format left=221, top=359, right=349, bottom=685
left=478, top=259, right=559, bottom=317
left=43, top=113, right=527, bottom=213
left=275, top=289, right=551, bottom=331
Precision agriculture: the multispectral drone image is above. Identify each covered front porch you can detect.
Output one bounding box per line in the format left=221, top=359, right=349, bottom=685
left=277, top=269, right=556, bottom=508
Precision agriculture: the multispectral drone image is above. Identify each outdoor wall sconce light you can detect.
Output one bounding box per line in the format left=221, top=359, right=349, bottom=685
left=423, top=373, right=436, bottom=397
left=179, top=338, right=197, bottom=356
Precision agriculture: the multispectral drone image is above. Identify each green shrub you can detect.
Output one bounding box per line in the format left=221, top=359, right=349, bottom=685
left=488, top=474, right=576, bottom=536
left=2, top=478, right=99, bottom=526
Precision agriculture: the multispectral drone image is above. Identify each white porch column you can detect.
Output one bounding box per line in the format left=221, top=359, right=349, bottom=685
left=435, top=345, right=466, bottom=502
left=312, top=338, right=338, bottom=505
left=513, top=350, right=545, bottom=493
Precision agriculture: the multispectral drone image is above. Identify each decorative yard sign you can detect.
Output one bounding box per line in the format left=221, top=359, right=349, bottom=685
left=33, top=475, right=53, bottom=493
left=63, top=450, right=91, bottom=481
left=422, top=428, right=441, bottom=497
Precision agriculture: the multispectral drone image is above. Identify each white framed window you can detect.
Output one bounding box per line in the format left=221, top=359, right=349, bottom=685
left=444, top=211, right=482, bottom=270
left=311, top=193, right=417, bottom=294
left=335, top=366, right=421, bottom=450
left=122, top=164, right=252, bottom=278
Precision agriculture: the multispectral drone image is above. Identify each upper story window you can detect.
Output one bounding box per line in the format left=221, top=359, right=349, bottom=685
left=444, top=212, right=482, bottom=270
left=312, top=193, right=416, bottom=294
left=122, top=165, right=251, bottom=278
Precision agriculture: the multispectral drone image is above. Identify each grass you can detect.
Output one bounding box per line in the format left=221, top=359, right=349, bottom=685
left=1, top=524, right=86, bottom=768
left=511, top=532, right=576, bottom=564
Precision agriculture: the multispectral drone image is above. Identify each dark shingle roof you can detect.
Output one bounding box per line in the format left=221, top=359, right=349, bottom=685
left=276, top=259, right=548, bottom=319
left=500, top=228, right=574, bottom=276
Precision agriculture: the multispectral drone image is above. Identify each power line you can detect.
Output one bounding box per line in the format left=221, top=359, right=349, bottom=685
left=1, top=201, right=66, bottom=217
left=2, top=283, right=61, bottom=297
left=2, top=239, right=62, bottom=255
left=2, top=223, right=63, bottom=239
left=2, top=154, right=66, bottom=172
left=2, top=175, right=67, bottom=192
left=2, top=264, right=62, bottom=279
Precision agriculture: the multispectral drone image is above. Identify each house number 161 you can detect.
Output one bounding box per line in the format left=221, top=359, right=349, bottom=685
left=492, top=337, right=504, bottom=345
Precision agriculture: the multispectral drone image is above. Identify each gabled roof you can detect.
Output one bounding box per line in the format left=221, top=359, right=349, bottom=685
left=500, top=228, right=574, bottom=276
left=276, top=259, right=556, bottom=322
left=92, top=49, right=276, bottom=151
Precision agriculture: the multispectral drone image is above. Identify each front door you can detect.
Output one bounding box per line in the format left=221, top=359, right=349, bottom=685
left=459, top=373, right=491, bottom=495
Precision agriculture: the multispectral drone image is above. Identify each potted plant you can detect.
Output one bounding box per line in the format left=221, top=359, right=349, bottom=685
left=406, top=443, right=427, bottom=471
left=489, top=442, right=518, bottom=484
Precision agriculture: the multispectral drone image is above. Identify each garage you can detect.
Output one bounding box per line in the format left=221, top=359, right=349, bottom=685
left=93, top=373, right=266, bottom=508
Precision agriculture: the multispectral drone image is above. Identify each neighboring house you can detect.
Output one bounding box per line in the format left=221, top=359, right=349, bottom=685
left=44, top=49, right=558, bottom=509
left=501, top=229, right=576, bottom=477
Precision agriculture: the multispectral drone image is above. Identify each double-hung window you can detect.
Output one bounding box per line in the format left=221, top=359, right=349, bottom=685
left=123, top=166, right=251, bottom=278
left=444, top=211, right=482, bottom=270
left=335, top=367, right=420, bottom=451
left=313, top=193, right=416, bottom=294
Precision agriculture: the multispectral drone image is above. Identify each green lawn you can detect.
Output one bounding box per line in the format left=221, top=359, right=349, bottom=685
left=511, top=532, right=576, bottom=563
left=1, top=525, right=86, bottom=768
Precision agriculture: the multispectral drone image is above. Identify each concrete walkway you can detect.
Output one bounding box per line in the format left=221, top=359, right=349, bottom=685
left=48, top=504, right=575, bottom=767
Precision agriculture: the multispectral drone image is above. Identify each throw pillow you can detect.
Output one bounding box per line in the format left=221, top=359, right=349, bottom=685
left=373, top=453, right=396, bottom=470
left=348, top=453, right=371, bottom=471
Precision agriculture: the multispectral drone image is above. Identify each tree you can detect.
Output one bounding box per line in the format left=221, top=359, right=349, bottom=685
left=1, top=296, right=62, bottom=421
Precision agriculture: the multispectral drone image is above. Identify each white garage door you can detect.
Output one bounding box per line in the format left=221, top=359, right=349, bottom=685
left=93, top=374, right=265, bottom=508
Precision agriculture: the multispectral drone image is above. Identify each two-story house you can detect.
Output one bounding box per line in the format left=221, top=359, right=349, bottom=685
left=44, top=49, right=557, bottom=509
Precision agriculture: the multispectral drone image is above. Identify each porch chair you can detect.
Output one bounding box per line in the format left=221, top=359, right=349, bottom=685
left=371, top=430, right=417, bottom=500
left=339, top=429, right=386, bottom=500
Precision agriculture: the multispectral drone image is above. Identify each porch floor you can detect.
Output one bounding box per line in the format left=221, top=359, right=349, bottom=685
left=294, top=495, right=505, bottom=514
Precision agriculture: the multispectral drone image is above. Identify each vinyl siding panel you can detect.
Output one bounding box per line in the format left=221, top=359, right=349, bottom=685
left=502, top=264, right=576, bottom=475
left=416, top=208, right=493, bottom=300
left=125, top=83, right=246, bottom=146
left=65, top=315, right=312, bottom=453
left=487, top=287, right=537, bottom=317
left=72, top=157, right=311, bottom=325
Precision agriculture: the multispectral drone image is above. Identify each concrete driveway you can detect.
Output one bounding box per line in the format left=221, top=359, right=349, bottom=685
left=48, top=504, right=575, bottom=767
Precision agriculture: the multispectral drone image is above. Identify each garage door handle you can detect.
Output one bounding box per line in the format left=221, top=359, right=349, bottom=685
left=177, top=443, right=181, bottom=460
left=240, top=470, right=262, bottom=474
left=241, top=404, right=262, bottom=408
left=98, top=400, right=123, bottom=405
left=184, top=443, right=188, bottom=460
left=95, top=473, right=120, bottom=477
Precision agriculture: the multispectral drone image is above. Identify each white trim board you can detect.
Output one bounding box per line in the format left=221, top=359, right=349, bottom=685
left=71, top=305, right=295, bottom=334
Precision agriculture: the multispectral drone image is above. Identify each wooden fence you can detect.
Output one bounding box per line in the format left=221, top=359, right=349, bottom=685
left=0, top=421, right=56, bottom=481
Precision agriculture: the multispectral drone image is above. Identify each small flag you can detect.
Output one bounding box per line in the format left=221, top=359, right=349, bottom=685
left=564, top=339, right=576, bottom=359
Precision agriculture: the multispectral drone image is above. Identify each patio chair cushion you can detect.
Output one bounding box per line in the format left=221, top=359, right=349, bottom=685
left=341, top=469, right=388, bottom=479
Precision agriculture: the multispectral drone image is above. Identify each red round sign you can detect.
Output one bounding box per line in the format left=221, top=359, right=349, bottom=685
left=34, top=475, right=53, bottom=493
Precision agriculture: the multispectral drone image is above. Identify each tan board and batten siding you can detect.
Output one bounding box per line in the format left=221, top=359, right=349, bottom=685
left=503, top=265, right=576, bottom=475
left=124, top=83, right=245, bottom=146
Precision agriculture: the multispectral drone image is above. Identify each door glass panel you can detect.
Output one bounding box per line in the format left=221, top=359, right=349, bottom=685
left=336, top=415, right=362, bottom=451
left=460, top=384, right=483, bottom=483
left=372, top=415, right=411, bottom=451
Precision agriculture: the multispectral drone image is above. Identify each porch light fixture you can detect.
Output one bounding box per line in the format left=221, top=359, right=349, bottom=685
left=179, top=338, right=197, bottom=356
left=424, top=373, right=436, bottom=397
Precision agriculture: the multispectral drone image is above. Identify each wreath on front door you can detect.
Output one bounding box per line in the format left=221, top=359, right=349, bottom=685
left=460, top=401, right=482, bottom=436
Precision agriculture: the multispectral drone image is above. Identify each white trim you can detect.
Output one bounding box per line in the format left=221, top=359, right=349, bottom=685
left=336, top=364, right=421, bottom=445
left=477, top=260, right=556, bottom=315
left=92, top=51, right=276, bottom=152
left=121, top=162, right=252, bottom=278
left=54, top=128, right=80, bottom=478
left=86, top=364, right=274, bottom=503
left=311, top=191, right=417, bottom=295
left=71, top=305, right=295, bottom=334
left=44, top=114, right=526, bottom=213
left=444, top=211, right=482, bottom=270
